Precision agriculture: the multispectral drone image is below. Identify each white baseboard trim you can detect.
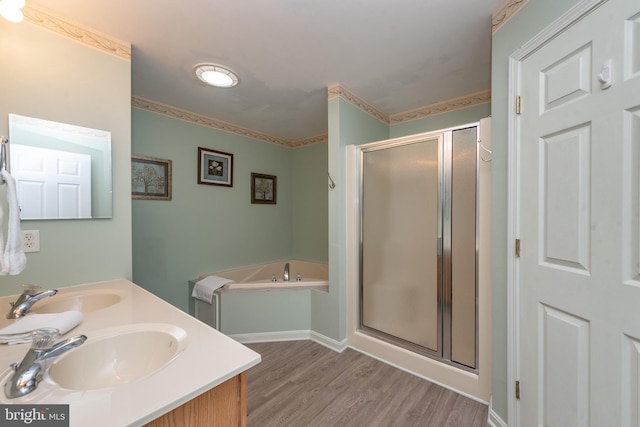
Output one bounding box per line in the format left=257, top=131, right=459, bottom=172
left=488, top=396, right=508, bottom=427
left=228, top=330, right=348, bottom=353
left=229, top=330, right=311, bottom=343
left=310, top=330, right=349, bottom=353
left=348, top=343, right=488, bottom=405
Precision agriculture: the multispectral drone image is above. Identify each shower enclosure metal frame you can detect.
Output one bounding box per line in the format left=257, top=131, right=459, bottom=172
left=357, top=122, right=480, bottom=373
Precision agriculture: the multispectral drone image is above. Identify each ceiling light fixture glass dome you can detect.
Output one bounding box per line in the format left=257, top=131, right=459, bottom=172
left=0, top=0, right=26, bottom=23
left=194, top=64, right=239, bottom=88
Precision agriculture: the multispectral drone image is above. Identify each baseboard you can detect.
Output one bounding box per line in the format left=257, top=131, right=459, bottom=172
left=229, top=330, right=311, bottom=343
left=310, top=330, right=349, bottom=353
left=488, top=396, right=508, bottom=427
left=228, top=330, right=348, bottom=353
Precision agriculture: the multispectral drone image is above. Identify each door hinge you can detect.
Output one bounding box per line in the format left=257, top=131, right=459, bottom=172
left=516, top=96, right=521, bottom=115
left=515, top=239, right=521, bottom=257
left=516, top=380, right=520, bottom=399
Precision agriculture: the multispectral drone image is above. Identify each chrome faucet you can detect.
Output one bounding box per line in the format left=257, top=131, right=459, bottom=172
left=4, top=328, right=87, bottom=399
left=283, top=262, right=290, bottom=282
left=7, top=284, right=58, bottom=319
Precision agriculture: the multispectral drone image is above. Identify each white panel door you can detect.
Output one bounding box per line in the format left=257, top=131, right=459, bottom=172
left=11, top=144, right=92, bottom=219
left=518, top=0, right=640, bottom=425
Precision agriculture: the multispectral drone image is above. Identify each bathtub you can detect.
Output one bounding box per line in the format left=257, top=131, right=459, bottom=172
left=201, top=260, right=328, bottom=292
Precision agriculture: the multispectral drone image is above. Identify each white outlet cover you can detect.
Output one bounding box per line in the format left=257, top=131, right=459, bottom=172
left=22, top=230, right=40, bottom=253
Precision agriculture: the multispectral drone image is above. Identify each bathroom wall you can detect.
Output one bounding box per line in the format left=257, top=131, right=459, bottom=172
left=490, top=0, right=581, bottom=421
left=312, top=96, right=389, bottom=343
left=292, top=141, right=328, bottom=262
left=0, top=19, right=132, bottom=294
left=132, top=108, right=297, bottom=311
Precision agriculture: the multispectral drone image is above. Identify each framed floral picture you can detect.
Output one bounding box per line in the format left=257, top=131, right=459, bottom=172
left=198, top=147, right=233, bottom=187
left=251, top=173, right=277, bottom=204
left=131, top=155, right=172, bottom=200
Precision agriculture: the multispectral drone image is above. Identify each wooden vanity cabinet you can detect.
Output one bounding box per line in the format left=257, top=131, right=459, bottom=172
left=145, top=372, right=247, bottom=427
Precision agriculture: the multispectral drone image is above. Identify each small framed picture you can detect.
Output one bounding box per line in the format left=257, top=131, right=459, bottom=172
left=198, top=147, right=233, bottom=187
left=131, top=155, right=172, bottom=200
left=251, top=173, right=277, bottom=204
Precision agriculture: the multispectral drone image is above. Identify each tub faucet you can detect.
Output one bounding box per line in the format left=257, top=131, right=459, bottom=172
left=4, top=328, right=87, bottom=399
left=7, top=284, right=58, bottom=319
left=284, top=263, right=290, bottom=282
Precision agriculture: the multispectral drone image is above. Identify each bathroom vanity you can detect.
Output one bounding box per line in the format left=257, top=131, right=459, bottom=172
left=0, top=279, right=261, bottom=426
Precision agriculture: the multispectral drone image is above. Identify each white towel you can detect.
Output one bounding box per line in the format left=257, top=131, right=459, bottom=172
left=0, top=169, right=26, bottom=276
left=192, top=275, right=234, bottom=303
left=0, top=310, right=83, bottom=344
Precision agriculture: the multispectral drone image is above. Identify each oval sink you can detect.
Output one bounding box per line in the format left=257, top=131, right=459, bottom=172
left=48, top=324, right=188, bottom=390
left=33, top=290, right=123, bottom=314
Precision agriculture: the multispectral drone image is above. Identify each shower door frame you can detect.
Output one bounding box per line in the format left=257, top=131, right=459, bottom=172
left=356, top=122, right=480, bottom=373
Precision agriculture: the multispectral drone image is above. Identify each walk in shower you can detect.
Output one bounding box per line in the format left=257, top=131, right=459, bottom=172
left=358, top=123, right=479, bottom=371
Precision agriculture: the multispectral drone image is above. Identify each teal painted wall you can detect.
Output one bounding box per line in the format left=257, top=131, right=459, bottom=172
left=390, top=103, right=491, bottom=138
left=132, top=108, right=297, bottom=313
left=0, top=20, right=132, bottom=294
left=491, top=0, right=581, bottom=420
left=292, top=142, right=328, bottom=262
left=312, top=98, right=389, bottom=342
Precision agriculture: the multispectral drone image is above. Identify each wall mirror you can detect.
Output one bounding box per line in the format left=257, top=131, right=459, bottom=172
left=8, top=114, right=113, bottom=220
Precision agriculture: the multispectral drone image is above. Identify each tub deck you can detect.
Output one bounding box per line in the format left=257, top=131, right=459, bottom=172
left=201, top=260, right=329, bottom=292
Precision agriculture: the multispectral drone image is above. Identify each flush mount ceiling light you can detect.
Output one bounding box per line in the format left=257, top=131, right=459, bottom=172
left=194, top=64, right=239, bottom=88
left=0, top=0, right=26, bottom=23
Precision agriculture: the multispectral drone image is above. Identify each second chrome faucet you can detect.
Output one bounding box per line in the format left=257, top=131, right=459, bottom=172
left=6, top=284, right=58, bottom=319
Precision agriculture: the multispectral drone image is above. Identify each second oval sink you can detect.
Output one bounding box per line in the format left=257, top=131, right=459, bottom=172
left=48, top=323, right=188, bottom=390
left=33, top=289, right=124, bottom=314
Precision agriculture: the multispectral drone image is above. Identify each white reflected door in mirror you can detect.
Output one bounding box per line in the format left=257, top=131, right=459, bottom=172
left=8, top=114, right=112, bottom=220
left=11, top=144, right=92, bottom=219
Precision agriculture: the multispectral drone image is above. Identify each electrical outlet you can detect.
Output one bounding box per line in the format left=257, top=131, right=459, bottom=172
left=22, top=230, right=40, bottom=253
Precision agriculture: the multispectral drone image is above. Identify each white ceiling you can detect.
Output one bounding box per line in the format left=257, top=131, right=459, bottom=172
left=29, top=0, right=502, bottom=142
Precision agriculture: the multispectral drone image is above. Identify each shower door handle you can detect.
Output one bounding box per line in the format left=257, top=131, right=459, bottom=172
left=437, top=237, right=443, bottom=255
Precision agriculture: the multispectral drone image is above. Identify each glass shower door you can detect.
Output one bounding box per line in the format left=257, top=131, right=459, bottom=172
left=360, top=135, right=442, bottom=354
left=359, top=124, right=479, bottom=370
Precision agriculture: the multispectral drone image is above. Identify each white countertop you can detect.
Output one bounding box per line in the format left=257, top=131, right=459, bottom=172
left=0, top=279, right=261, bottom=426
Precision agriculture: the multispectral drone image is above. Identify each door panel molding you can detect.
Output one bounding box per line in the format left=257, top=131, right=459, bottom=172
left=507, top=1, right=609, bottom=426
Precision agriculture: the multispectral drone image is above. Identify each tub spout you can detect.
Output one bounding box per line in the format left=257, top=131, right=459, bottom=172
left=284, top=263, right=290, bottom=282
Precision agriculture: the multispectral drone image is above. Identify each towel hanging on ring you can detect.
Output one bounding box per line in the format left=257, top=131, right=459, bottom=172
left=0, top=137, right=26, bottom=276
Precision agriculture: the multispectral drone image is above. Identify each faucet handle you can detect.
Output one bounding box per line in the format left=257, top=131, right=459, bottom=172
left=30, top=328, right=60, bottom=350
left=21, top=284, right=42, bottom=295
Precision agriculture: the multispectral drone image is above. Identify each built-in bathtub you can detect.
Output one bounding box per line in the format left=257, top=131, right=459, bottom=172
left=205, top=259, right=328, bottom=292
left=190, top=260, right=328, bottom=334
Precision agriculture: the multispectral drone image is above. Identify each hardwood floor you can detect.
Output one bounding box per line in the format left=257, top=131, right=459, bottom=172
left=246, top=341, right=488, bottom=427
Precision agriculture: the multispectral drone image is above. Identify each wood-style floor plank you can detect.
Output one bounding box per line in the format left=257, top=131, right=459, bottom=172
left=246, top=341, right=488, bottom=427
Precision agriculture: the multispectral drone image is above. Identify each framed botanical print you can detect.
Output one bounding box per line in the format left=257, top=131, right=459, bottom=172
left=198, top=147, right=233, bottom=187
left=251, top=173, right=277, bottom=204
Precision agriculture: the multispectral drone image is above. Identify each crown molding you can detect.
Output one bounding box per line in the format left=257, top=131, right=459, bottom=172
left=289, top=133, right=329, bottom=148
left=23, top=4, right=131, bottom=61
left=328, top=84, right=491, bottom=127
left=134, top=87, right=489, bottom=148
left=492, top=0, right=529, bottom=34
left=132, top=96, right=297, bottom=147
left=327, top=84, right=390, bottom=124
left=388, top=89, right=491, bottom=124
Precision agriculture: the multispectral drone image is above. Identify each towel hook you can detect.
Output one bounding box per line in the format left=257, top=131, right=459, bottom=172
left=0, top=136, right=8, bottom=184
left=0, top=136, right=7, bottom=170
left=478, top=139, right=492, bottom=163
left=328, top=173, right=336, bottom=190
